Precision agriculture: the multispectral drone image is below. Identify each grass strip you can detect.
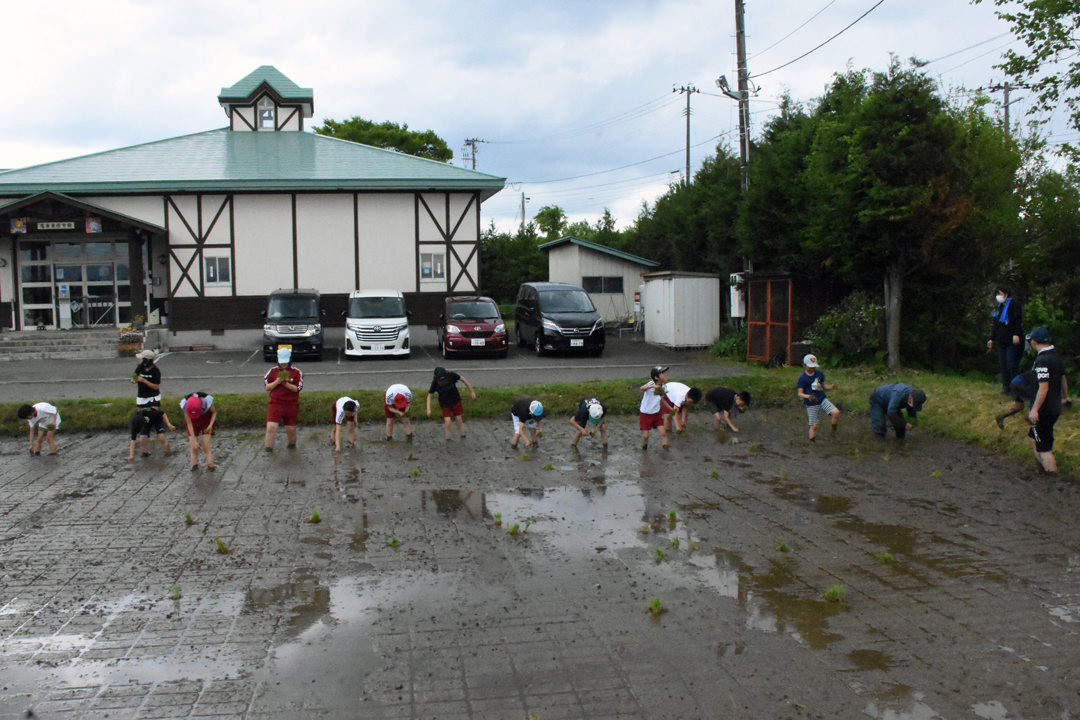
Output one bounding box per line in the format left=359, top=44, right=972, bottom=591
left=2, top=363, right=1074, bottom=474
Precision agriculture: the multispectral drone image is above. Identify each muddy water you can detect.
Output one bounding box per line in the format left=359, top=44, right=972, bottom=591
left=0, top=408, right=1077, bottom=718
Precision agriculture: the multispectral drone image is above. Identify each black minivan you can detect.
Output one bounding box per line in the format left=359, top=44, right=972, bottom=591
left=262, top=288, right=324, bottom=361
left=514, top=282, right=605, bottom=357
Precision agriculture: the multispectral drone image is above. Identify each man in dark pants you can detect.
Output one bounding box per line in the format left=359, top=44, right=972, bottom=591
left=1026, top=326, right=1066, bottom=473
left=868, top=383, right=927, bottom=440
left=987, top=285, right=1023, bottom=395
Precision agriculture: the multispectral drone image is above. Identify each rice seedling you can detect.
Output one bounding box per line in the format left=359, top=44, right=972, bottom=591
left=648, top=598, right=663, bottom=617
left=309, top=510, right=321, bottom=523
left=184, top=512, right=193, bottom=526
left=875, top=551, right=894, bottom=564
left=494, top=512, right=502, bottom=526
left=823, top=585, right=845, bottom=602
left=507, top=523, right=520, bottom=536
left=668, top=510, right=677, bottom=521
left=169, top=584, right=181, bottom=600
left=776, top=541, right=788, bottom=552
left=406, top=452, right=414, bottom=460
left=409, top=468, right=420, bottom=477
left=640, top=525, right=650, bottom=535
left=389, top=537, right=400, bottom=548
left=931, top=470, right=943, bottom=478
left=655, top=548, right=667, bottom=562
left=749, top=443, right=761, bottom=452
left=215, top=537, right=229, bottom=555
left=542, top=463, right=554, bottom=470
left=711, top=469, right=720, bottom=479
left=670, top=537, right=680, bottom=549
left=520, top=453, right=529, bottom=461
left=523, top=521, right=531, bottom=533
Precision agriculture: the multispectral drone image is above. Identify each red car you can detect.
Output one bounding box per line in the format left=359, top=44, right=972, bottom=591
left=437, top=296, right=509, bottom=359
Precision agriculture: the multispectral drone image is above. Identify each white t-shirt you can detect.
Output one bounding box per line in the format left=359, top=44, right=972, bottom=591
left=179, top=394, right=214, bottom=414
left=385, top=384, right=413, bottom=408
left=664, top=382, right=691, bottom=408
left=29, top=402, right=60, bottom=429
left=333, top=396, right=359, bottom=425
left=639, top=383, right=662, bottom=414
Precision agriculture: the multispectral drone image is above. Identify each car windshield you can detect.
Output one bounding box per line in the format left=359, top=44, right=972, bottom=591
left=267, top=297, right=318, bottom=320
left=448, top=301, right=499, bottom=321
left=538, top=290, right=595, bottom=313
left=348, top=296, right=406, bottom=318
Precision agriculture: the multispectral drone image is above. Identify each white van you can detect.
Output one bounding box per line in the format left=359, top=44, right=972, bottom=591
left=344, top=289, right=410, bottom=358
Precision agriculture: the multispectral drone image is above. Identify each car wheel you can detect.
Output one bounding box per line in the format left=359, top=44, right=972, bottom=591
left=534, top=332, right=545, bottom=357
left=442, top=342, right=451, bottom=359
left=517, top=327, right=527, bottom=347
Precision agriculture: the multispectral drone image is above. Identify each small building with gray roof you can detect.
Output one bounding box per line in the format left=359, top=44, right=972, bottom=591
left=539, top=235, right=659, bottom=324
left=0, top=66, right=504, bottom=344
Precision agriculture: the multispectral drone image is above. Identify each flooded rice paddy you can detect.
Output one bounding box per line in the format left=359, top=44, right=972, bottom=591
left=0, top=409, right=1078, bottom=718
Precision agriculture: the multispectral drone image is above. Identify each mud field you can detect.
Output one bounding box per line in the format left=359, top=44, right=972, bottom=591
left=1, top=409, right=1078, bottom=720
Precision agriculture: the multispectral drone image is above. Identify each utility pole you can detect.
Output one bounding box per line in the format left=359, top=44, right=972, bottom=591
left=734, top=0, right=750, bottom=191
left=463, top=138, right=486, bottom=170
left=674, top=84, right=700, bottom=183
left=520, top=192, right=530, bottom=234
left=988, top=82, right=1025, bottom=140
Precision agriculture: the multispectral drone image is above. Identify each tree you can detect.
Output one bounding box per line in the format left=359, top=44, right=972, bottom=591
left=975, top=0, right=1080, bottom=161
left=533, top=205, right=568, bottom=240
left=314, top=117, right=453, bottom=162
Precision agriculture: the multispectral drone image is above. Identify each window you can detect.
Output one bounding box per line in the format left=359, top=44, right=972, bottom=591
left=205, top=256, right=231, bottom=286
left=420, top=253, right=445, bottom=282
left=258, top=97, right=275, bottom=129
left=582, top=276, right=624, bottom=294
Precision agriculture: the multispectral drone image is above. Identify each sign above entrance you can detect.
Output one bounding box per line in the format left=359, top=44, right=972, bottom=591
left=37, top=221, right=75, bottom=230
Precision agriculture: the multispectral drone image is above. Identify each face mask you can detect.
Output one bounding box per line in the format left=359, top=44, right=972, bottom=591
left=995, top=294, right=1006, bottom=304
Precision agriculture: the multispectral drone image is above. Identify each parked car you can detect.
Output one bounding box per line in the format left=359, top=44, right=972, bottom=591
left=344, top=289, right=410, bottom=358
left=437, top=296, right=508, bottom=359
left=514, top=282, right=605, bottom=357
left=262, top=288, right=324, bottom=361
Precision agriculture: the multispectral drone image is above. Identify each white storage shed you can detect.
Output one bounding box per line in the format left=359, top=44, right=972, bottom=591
left=642, top=271, right=721, bottom=348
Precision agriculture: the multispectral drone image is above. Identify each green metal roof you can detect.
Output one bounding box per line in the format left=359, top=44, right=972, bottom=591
left=539, top=235, right=660, bottom=267
left=219, top=66, right=313, bottom=103
left=0, top=129, right=506, bottom=199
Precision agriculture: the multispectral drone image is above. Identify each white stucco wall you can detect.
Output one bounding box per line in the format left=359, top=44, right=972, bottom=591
left=357, top=194, right=416, bottom=291
left=546, top=244, right=651, bottom=323
left=83, top=196, right=165, bottom=227
left=296, top=194, right=355, bottom=293
left=231, top=107, right=255, bottom=131
left=233, top=195, right=294, bottom=294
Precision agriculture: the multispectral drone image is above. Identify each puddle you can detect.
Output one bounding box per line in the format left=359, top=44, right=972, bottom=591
left=863, top=693, right=946, bottom=720
left=847, top=648, right=894, bottom=671
left=485, top=481, right=648, bottom=556
left=246, top=570, right=330, bottom=639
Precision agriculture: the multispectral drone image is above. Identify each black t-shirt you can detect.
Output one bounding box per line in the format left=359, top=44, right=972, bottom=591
left=511, top=397, right=544, bottom=422
left=705, top=387, right=737, bottom=414
left=135, top=362, right=161, bottom=402
left=429, top=372, right=463, bottom=408
left=130, top=407, right=166, bottom=439
left=1033, top=347, right=1065, bottom=415
left=573, top=397, right=607, bottom=425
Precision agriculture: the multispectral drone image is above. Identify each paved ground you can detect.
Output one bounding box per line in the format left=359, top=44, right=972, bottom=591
left=0, top=330, right=738, bottom=403
left=1, top=407, right=1077, bottom=719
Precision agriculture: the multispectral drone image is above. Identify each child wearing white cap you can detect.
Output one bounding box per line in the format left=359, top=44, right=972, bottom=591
left=796, top=353, right=839, bottom=440
left=570, top=396, right=608, bottom=451
left=263, top=346, right=303, bottom=451
left=510, top=397, right=546, bottom=450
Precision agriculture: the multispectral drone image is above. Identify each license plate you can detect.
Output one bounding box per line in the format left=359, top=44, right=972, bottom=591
left=570, top=339, right=584, bottom=347
left=278, top=344, right=292, bottom=351
left=371, top=344, right=385, bottom=351
left=471, top=338, right=486, bottom=346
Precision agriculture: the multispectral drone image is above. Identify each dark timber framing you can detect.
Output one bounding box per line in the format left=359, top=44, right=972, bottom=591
left=415, top=191, right=480, bottom=294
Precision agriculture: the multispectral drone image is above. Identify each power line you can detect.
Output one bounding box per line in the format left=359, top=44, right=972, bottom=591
left=516, top=132, right=731, bottom=185
left=753, top=0, right=885, bottom=78
left=753, top=0, right=837, bottom=58
left=922, top=33, right=1011, bottom=66
left=938, top=40, right=1016, bottom=75
left=485, top=94, right=680, bottom=145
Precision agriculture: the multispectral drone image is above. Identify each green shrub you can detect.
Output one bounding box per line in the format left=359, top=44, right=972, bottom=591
left=712, top=328, right=747, bottom=359
left=805, top=291, right=884, bottom=365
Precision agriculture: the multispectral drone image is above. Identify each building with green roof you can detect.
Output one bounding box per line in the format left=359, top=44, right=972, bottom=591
left=0, top=66, right=504, bottom=343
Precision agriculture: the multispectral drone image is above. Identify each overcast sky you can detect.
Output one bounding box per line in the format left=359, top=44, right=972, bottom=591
left=0, top=0, right=1047, bottom=232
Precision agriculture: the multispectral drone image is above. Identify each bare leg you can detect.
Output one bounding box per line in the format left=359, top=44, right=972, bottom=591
left=385, top=417, right=394, bottom=440
left=202, top=435, right=215, bottom=469
left=158, top=433, right=171, bottom=457
left=443, top=417, right=452, bottom=439
left=264, top=422, right=279, bottom=450
left=454, top=415, right=466, bottom=438
left=402, top=417, right=412, bottom=438
left=45, top=431, right=57, bottom=454
left=285, top=425, right=297, bottom=447
left=189, top=435, right=200, bottom=466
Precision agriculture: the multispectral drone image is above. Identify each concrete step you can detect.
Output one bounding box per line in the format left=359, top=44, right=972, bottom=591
left=0, top=329, right=122, bottom=360
left=0, top=349, right=118, bottom=361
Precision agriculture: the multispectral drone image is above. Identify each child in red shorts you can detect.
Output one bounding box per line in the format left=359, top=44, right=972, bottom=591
left=426, top=366, right=476, bottom=440
left=384, top=384, right=413, bottom=442
left=182, top=392, right=216, bottom=470
left=264, top=347, right=303, bottom=451
left=639, top=366, right=669, bottom=451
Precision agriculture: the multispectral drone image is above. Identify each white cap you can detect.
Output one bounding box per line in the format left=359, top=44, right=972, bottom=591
left=803, top=354, right=819, bottom=368
left=136, top=349, right=156, bottom=360
left=529, top=400, right=543, bottom=417
left=277, top=347, right=292, bottom=363
left=588, top=402, right=603, bottom=422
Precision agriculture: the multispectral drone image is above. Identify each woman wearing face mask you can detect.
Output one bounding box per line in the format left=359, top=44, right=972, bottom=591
left=987, top=285, right=1023, bottom=395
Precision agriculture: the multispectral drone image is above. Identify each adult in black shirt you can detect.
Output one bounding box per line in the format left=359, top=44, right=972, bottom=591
left=987, top=285, right=1023, bottom=394
left=1027, top=326, right=1071, bottom=473
left=133, top=350, right=162, bottom=408
left=704, top=387, right=751, bottom=432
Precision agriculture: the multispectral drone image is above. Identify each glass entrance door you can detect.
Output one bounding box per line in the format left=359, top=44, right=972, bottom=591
left=17, top=239, right=132, bottom=330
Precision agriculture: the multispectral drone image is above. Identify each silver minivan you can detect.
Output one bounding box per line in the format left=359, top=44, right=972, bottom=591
left=344, top=289, right=410, bottom=358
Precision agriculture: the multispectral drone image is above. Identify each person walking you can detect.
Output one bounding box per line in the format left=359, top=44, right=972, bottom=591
left=1026, top=327, right=1067, bottom=473
left=132, top=350, right=162, bottom=409
left=987, top=285, right=1023, bottom=395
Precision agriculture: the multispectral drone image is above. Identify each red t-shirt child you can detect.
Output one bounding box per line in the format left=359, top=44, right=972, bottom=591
left=265, top=365, right=303, bottom=425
